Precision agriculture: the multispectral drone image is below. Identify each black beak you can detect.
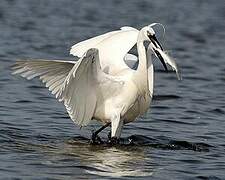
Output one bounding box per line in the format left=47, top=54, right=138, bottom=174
left=148, top=34, right=168, bottom=71
left=148, top=34, right=163, bottom=51
left=154, top=49, right=168, bottom=71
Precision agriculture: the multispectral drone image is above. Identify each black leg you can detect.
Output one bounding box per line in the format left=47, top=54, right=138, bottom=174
left=108, top=130, right=111, bottom=140
left=91, top=122, right=111, bottom=144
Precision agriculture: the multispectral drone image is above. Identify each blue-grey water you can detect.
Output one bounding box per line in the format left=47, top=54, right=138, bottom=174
left=1, top=0, right=225, bottom=179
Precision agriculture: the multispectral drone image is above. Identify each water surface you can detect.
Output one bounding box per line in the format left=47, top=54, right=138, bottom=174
left=1, top=0, right=225, bottom=179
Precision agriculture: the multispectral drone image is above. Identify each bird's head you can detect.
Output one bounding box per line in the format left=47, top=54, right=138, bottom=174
left=140, top=23, right=181, bottom=80
left=140, top=25, right=168, bottom=71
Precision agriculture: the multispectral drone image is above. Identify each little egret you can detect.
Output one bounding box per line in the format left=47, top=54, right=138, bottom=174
left=12, top=24, right=180, bottom=144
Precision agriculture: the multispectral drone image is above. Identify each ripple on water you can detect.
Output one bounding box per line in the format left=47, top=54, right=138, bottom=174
left=153, top=94, right=181, bottom=101
left=0, top=126, right=216, bottom=179
left=197, top=175, right=223, bottom=180
left=207, top=108, right=225, bottom=115
left=64, top=135, right=212, bottom=152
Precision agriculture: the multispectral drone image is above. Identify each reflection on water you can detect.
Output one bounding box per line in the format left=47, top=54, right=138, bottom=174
left=62, top=138, right=153, bottom=178
left=39, top=135, right=210, bottom=178
left=81, top=148, right=152, bottom=177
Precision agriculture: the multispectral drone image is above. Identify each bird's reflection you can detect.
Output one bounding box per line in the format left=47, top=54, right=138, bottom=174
left=83, top=147, right=152, bottom=177
left=63, top=138, right=154, bottom=178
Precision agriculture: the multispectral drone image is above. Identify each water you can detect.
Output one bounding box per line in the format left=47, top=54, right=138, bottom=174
left=1, top=0, right=225, bottom=179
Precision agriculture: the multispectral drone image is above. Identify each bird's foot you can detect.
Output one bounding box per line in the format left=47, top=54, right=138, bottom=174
left=107, top=131, right=120, bottom=145
left=108, top=136, right=120, bottom=145
left=90, top=132, right=103, bottom=145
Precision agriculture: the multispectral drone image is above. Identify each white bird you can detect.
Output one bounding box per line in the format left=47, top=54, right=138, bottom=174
left=12, top=24, right=180, bottom=144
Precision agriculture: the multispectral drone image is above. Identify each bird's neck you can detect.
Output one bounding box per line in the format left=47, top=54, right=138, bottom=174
left=135, top=39, right=148, bottom=92
left=137, top=41, right=147, bottom=74
left=147, top=48, right=154, bottom=97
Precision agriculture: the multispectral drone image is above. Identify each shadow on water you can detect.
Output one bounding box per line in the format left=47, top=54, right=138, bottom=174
left=67, top=135, right=212, bottom=152
left=152, top=94, right=181, bottom=101
left=122, top=135, right=212, bottom=152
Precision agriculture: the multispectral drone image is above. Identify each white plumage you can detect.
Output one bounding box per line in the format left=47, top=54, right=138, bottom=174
left=12, top=24, right=180, bottom=141
left=12, top=60, right=75, bottom=98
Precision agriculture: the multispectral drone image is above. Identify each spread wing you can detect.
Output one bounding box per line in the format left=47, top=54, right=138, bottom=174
left=60, top=48, right=123, bottom=126
left=70, top=27, right=139, bottom=74
left=59, top=50, right=97, bottom=126
left=12, top=59, right=75, bottom=98
left=12, top=51, right=123, bottom=127
left=70, top=31, right=119, bottom=58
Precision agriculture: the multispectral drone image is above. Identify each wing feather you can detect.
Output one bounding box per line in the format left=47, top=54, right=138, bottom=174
left=12, top=51, right=125, bottom=127
left=12, top=59, right=75, bottom=98
left=61, top=48, right=123, bottom=126
left=70, top=28, right=139, bottom=74
left=60, top=50, right=97, bottom=126
left=70, top=31, right=119, bottom=57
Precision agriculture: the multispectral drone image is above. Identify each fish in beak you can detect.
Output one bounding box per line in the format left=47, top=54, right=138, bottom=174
left=147, top=33, right=181, bottom=80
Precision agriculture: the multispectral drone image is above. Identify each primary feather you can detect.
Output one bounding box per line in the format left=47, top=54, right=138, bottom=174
left=12, top=59, right=75, bottom=98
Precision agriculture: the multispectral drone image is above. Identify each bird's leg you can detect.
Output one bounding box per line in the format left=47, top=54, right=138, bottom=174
left=91, top=122, right=111, bottom=144
left=108, top=130, right=111, bottom=140
left=108, top=130, right=119, bottom=144
left=108, top=113, right=123, bottom=145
